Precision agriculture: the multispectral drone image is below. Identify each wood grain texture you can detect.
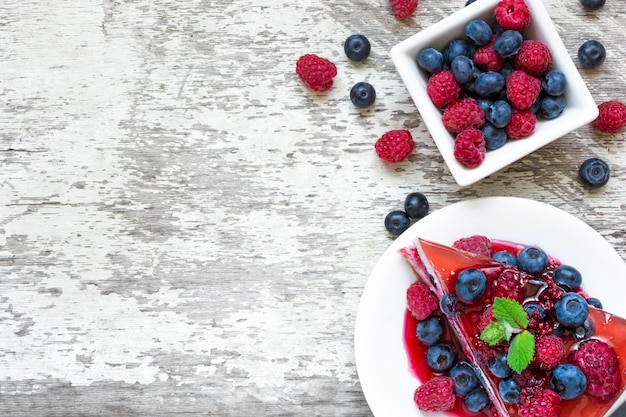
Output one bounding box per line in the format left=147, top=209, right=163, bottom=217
left=0, top=0, right=624, bottom=415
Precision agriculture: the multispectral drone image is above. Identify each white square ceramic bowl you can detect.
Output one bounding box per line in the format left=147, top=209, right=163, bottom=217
left=390, top=0, right=598, bottom=187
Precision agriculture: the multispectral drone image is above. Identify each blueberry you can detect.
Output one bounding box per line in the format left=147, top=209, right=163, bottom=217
left=487, top=351, right=512, bottom=379
left=476, top=98, right=492, bottom=114
left=384, top=210, right=411, bottom=236
left=426, top=343, right=456, bottom=373
left=344, top=34, right=371, bottom=62
left=493, top=30, right=523, bottom=58
left=465, top=19, right=492, bottom=46
left=553, top=265, right=583, bottom=291
left=465, top=0, right=478, bottom=5
left=455, top=268, right=487, bottom=303
left=579, top=158, right=610, bottom=188
left=517, top=246, right=549, bottom=275
left=443, top=39, right=475, bottom=65
left=586, top=297, right=603, bottom=309
left=580, top=0, right=605, bottom=10
left=416, top=316, right=443, bottom=346
left=499, top=377, right=521, bottom=404
left=482, top=124, right=507, bottom=150
left=404, top=192, right=429, bottom=219
left=523, top=301, right=546, bottom=320
left=451, top=55, right=475, bottom=84
left=486, top=99, right=512, bottom=128
left=492, top=250, right=517, bottom=266
left=572, top=317, right=595, bottom=341
left=417, top=47, right=444, bottom=73
left=553, top=322, right=569, bottom=337
left=449, top=362, right=479, bottom=397
left=474, top=71, right=505, bottom=97
left=540, top=95, right=566, bottom=119
left=500, top=62, right=515, bottom=80
left=350, top=82, right=376, bottom=109
left=440, top=293, right=460, bottom=317
left=464, top=387, right=491, bottom=413
left=542, top=70, right=567, bottom=96
left=578, top=40, right=606, bottom=68
left=555, top=293, right=589, bottom=328
left=550, top=364, right=587, bottom=400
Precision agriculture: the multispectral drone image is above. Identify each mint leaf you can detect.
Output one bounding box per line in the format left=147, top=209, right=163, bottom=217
left=507, top=330, right=535, bottom=373
left=480, top=322, right=506, bottom=345
left=493, top=297, right=528, bottom=329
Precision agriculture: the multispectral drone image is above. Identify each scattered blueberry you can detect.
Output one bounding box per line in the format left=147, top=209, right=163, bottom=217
left=384, top=210, right=411, bottom=236
left=493, top=30, right=523, bottom=58
left=492, top=250, right=517, bottom=266
left=417, top=47, right=444, bottom=73
left=572, top=317, right=595, bottom=341
left=487, top=351, right=512, bottom=379
left=550, top=364, right=587, bottom=400
left=555, top=293, right=589, bottom=328
left=540, top=95, right=566, bottom=119
left=440, top=293, right=460, bottom=317
left=517, top=246, right=549, bottom=275
left=499, top=377, right=521, bottom=404
left=350, top=82, right=376, bottom=108
left=542, top=70, right=567, bottom=96
left=580, top=0, right=606, bottom=10
left=579, top=158, right=610, bottom=188
left=426, top=343, right=456, bottom=373
left=443, top=39, right=475, bottom=65
left=416, top=316, right=444, bottom=346
left=553, top=265, right=583, bottom=291
left=524, top=301, right=547, bottom=320
left=465, top=19, right=492, bottom=46
left=482, top=123, right=508, bottom=150
left=578, top=40, right=606, bottom=68
left=586, top=297, right=603, bottom=309
left=449, top=362, right=479, bottom=397
left=344, top=34, right=371, bottom=62
left=455, top=268, right=487, bottom=303
left=404, top=192, right=429, bottom=219
left=464, top=387, right=491, bottom=413
left=474, top=71, right=505, bottom=97
left=485, top=99, right=512, bottom=128
left=451, top=55, right=476, bottom=84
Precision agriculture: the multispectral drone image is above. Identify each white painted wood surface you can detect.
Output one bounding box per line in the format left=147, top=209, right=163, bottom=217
left=0, top=0, right=624, bottom=415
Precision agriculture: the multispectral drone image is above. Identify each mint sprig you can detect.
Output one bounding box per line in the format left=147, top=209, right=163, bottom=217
left=479, top=297, right=535, bottom=373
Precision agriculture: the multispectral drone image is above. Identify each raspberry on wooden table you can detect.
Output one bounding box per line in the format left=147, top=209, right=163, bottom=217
left=389, top=0, right=418, bottom=20
left=295, top=54, right=337, bottom=92
left=413, top=376, right=456, bottom=412
left=374, top=130, right=415, bottom=162
left=592, top=100, right=626, bottom=133
left=426, top=70, right=461, bottom=109
left=513, top=40, right=552, bottom=76
left=453, top=128, right=486, bottom=168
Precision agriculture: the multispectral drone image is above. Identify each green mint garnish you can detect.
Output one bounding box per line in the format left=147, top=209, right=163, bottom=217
left=479, top=297, right=535, bottom=373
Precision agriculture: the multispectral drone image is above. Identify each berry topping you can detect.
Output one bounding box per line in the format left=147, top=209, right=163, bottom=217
left=517, top=246, right=549, bottom=275
left=554, top=293, right=589, bottom=328
left=578, top=39, right=606, bottom=68
left=406, top=281, right=438, bottom=320
left=426, top=70, right=461, bottom=108
left=350, top=82, right=376, bottom=108
left=586, top=297, right=603, bottom=309
left=534, top=335, right=566, bottom=371
left=375, top=130, right=414, bottom=162
left=343, top=34, right=371, bottom=62
left=494, top=0, right=532, bottom=31
left=464, top=387, right=491, bottom=413
left=456, top=268, right=488, bottom=303
left=499, top=377, right=522, bottom=404
left=404, top=192, right=429, bottom=219
left=506, top=108, right=537, bottom=139
left=453, top=128, right=486, bottom=168
left=570, top=339, right=621, bottom=401
left=579, top=158, right=610, bottom=188
left=426, top=343, right=456, bottom=372
left=493, top=250, right=517, bottom=266
left=389, top=0, right=418, bottom=20
left=513, top=40, right=552, bottom=76
left=514, top=367, right=550, bottom=394
left=452, top=235, right=492, bottom=257
left=416, top=316, right=444, bottom=346
left=295, top=54, right=337, bottom=92
left=487, top=350, right=513, bottom=378
left=443, top=98, right=485, bottom=133
left=417, top=48, right=445, bottom=73
left=384, top=210, right=411, bottom=235
left=507, top=70, right=541, bottom=110
left=413, top=376, right=456, bottom=412
left=552, top=264, right=582, bottom=291
left=518, top=388, right=561, bottom=417
left=440, top=292, right=461, bottom=317
left=449, top=362, right=479, bottom=397
left=592, top=100, right=626, bottom=133
left=493, top=268, right=525, bottom=302
left=550, top=364, right=587, bottom=400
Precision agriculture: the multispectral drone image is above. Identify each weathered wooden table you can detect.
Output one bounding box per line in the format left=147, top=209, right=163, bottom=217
left=1, top=0, right=624, bottom=415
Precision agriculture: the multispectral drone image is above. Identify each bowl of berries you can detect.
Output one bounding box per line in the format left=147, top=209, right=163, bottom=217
left=390, top=0, right=598, bottom=187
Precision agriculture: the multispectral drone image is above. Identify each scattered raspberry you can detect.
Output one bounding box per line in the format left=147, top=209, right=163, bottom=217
left=375, top=130, right=415, bottom=162
left=534, top=335, right=566, bottom=371
left=507, top=70, right=541, bottom=110
left=406, top=281, right=438, bottom=320
left=443, top=98, right=485, bottom=133
left=426, top=70, right=461, bottom=109
left=506, top=108, right=537, bottom=139
left=570, top=339, right=621, bottom=401
left=296, top=54, right=337, bottom=92
left=518, top=388, right=561, bottom=417
left=494, top=0, right=532, bottom=31
left=389, top=0, right=418, bottom=19
left=493, top=268, right=525, bottom=302
left=473, top=36, right=506, bottom=72
left=453, top=128, right=486, bottom=168
left=452, top=235, right=492, bottom=257
left=592, top=100, right=626, bottom=133
left=513, top=40, right=552, bottom=76
left=413, top=376, right=456, bottom=412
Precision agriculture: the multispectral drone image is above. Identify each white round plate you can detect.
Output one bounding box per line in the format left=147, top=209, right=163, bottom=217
left=354, top=196, right=626, bottom=417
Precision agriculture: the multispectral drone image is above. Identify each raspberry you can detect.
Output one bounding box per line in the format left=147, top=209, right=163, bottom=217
left=413, top=376, right=456, bottom=412
left=426, top=70, right=461, bottom=109
left=518, top=388, right=561, bottom=417
left=570, top=339, right=621, bottom=400
left=295, top=54, right=337, bottom=92
left=453, top=128, right=486, bottom=168
left=514, top=367, right=549, bottom=394
left=476, top=305, right=495, bottom=334
left=493, top=268, right=525, bottom=302
left=534, top=335, right=566, bottom=371
left=494, top=0, right=532, bottom=31
left=513, top=40, right=552, bottom=76
left=443, top=98, right=485, bottom=133
left=473, top=36, right=506, bottom=72
left=389, top=0, right=418, bottom=20
left=592, top=100, right=626, bottom=133
left=375, top=130, right=414, bottom=162
left=506, top=108, right=536, bottom=139
left=452, top=235, right=492, bottom=257
left=406, top=281, right=438, bottom=320
left=507, top=70, right=541, bottom=110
